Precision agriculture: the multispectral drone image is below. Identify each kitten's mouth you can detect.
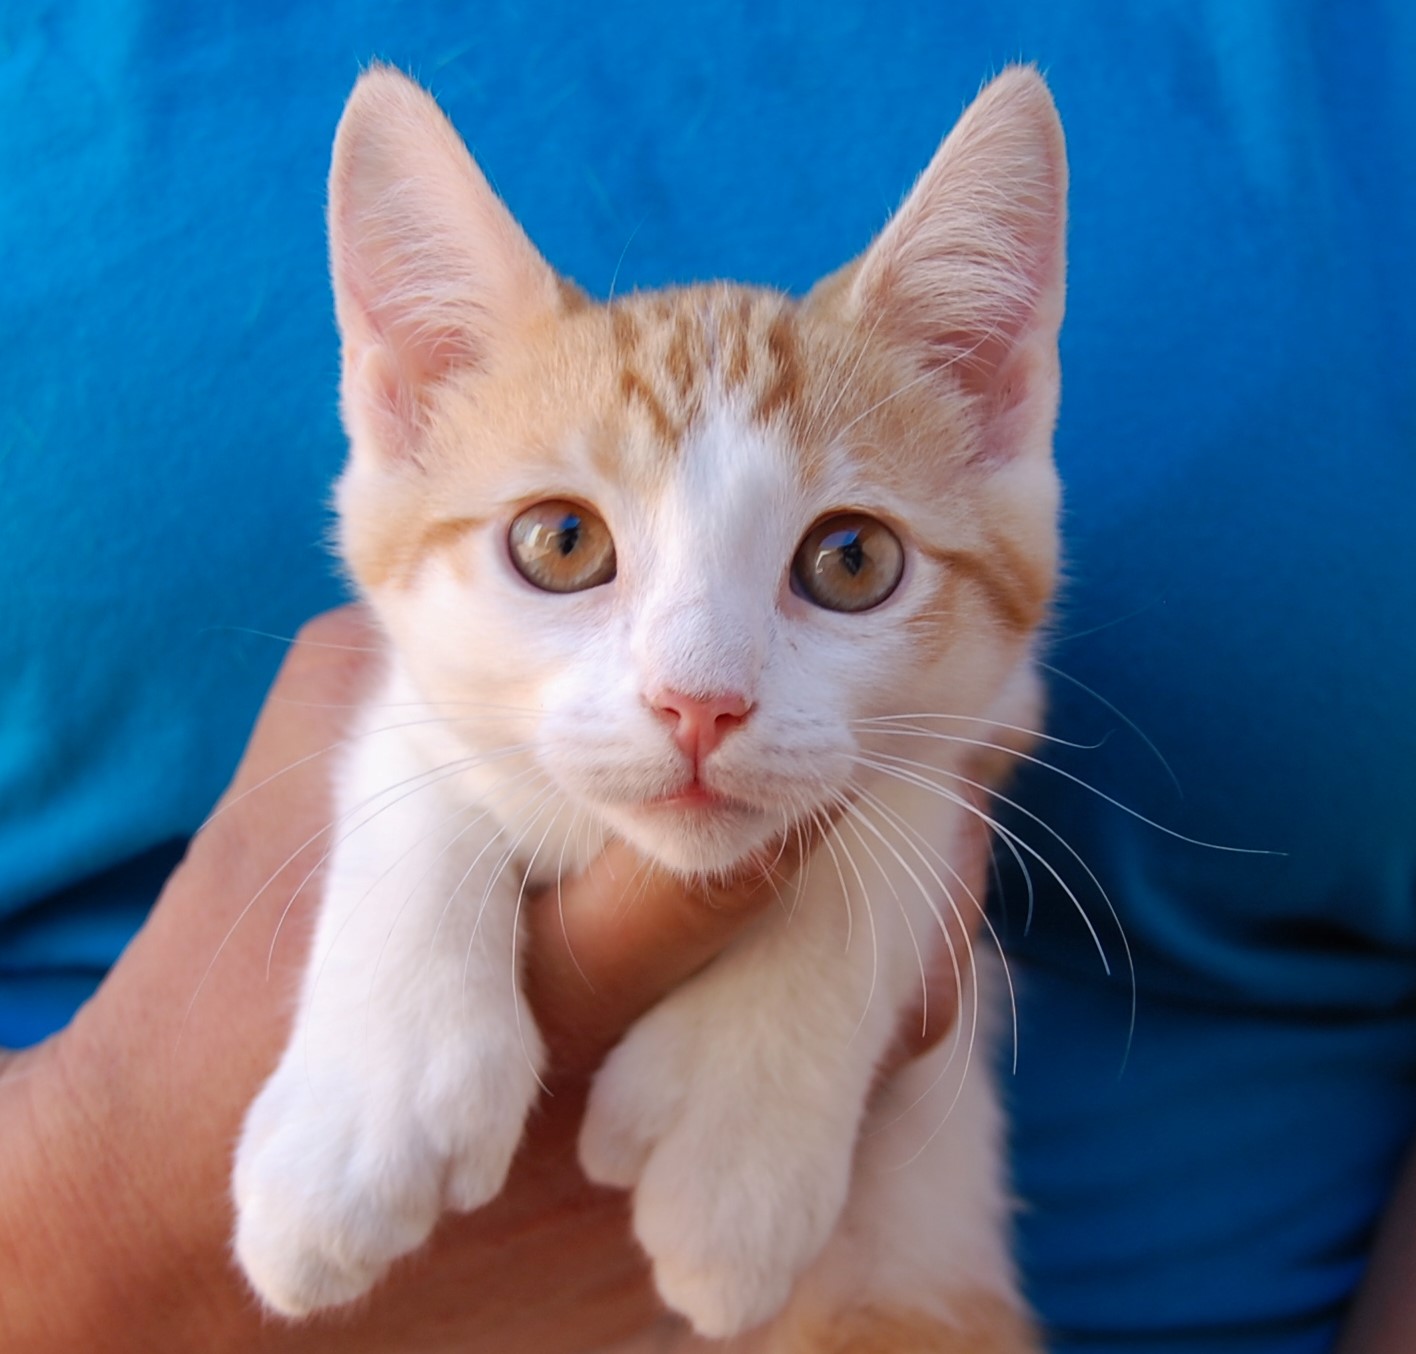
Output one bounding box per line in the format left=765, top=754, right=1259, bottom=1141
left=641, top=781, right=752, bottom=815
left=611, top=779, right=784, bottom=874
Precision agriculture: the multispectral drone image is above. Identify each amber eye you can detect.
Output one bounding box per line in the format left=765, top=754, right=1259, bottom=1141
left=791, top=513, right=904, bottom=613
left=508, top=500, right=616, bottom=593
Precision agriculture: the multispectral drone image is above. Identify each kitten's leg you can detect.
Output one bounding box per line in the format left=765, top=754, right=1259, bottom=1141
left=761, top=952, right=1040, bottom=1353
left=232, top=702, right=543, bottom=1316
left=588, top=958, right=1038, bottom=1354
left=580, top=779, right=967, bottom=1340
left=753, top=675, right=1046, bottom=1354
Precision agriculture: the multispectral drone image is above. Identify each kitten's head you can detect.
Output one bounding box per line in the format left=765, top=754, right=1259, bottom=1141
left=329, top=65, right=1066, bottom=876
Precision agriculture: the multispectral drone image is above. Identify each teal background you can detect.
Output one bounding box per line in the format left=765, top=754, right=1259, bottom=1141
left=2, top=4, right=1413, bottom=1350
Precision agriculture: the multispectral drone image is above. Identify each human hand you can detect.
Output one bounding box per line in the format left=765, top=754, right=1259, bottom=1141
left=0, top=606, right=981, bottom=1353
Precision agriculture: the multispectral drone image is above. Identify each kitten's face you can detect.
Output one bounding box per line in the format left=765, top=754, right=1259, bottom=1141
left=329, top=68, right=1066, bottom=875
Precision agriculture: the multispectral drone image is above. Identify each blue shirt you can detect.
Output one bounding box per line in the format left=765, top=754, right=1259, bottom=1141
left=3, top=3, right=1413, bottom=1350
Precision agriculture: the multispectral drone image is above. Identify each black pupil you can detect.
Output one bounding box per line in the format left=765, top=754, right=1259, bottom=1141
left=557, top=514, right=581, bottom=557
left=836, top=530, right=865, bottom=577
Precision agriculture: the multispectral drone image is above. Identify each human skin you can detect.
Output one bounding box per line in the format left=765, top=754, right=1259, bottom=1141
left=0, top=608, right=974, bottom=1353
left=1337, top=1139, right=1416, bottom=1354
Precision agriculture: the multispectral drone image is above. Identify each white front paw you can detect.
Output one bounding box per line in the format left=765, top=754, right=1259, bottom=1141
left=233, top=1026, right=541, bottom=1316
left=581, top=1002, right=854, bottom=1338
left=233, top=1089, right=438, bottom=1317
left=633, top=1114, right=851, bottom=1338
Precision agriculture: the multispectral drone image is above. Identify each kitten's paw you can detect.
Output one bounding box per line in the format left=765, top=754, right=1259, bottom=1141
left=583, top=999, right=853, bottom=1337
left=579, top=1009, right=692, bottom=1189
left=631, top=1115, right=851, bottom=1339
left=233, top=1075, right=442, bottom=1316
left=233, top=1027, right=541, bottom=1315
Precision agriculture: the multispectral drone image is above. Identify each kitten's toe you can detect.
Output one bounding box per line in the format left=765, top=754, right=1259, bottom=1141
left=233, top=1187, right=410, bottom=1318
left=578, top=1084, right=663, bottom=1190
left=419, top=1028, right=543, bottom=1211
left=579, top=1010, right=692, bottom=1189
left=649, top=1243, right=795, bottom=1340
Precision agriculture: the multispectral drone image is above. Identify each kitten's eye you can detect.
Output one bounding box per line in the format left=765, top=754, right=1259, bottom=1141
left=509, top=500, right=616, bottom=593
left=791, top=513, right=904, bottom=613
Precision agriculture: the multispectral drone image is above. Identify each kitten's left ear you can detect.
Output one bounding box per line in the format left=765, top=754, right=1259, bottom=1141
left=329, top=65, right=565, bottom=464
left=838, top=66, right=1067, bottom=463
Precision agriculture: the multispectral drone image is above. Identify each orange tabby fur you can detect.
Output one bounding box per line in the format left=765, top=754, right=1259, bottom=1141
left=341, top=284, right=1053, bottom=655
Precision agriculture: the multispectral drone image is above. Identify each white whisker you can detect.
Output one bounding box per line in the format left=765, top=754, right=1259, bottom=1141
left=856, top=749, right=1138, bottom=1060
left=266, top=745, right=535, bottom=977
left=810, top=807, right=856, bottom=957
left=553, top=805, right=594, bottom=992
left=853, top=711, right=1101, bottom=751
left=834, top=365, right=938, bottom=441
left=856, top=751, right=1111, bottom=967
left=180, top=744, right=529, bottom=1042
left=835, top=796, right=974, bottom=1097
left=197, top=716, right=537, bottom=836
left=198, top=623, right=384, bottom=652
left=509, top=797, right=572, bottom=1091
left=808, top=306, right=889, bottom=432
left=360, top=765, right=546, bottom=1024
left=822, top=802, right=893, bottom=1050
left=1036, top=659, right=1181, bottom=795
left=853, top=782, right=1016, bottom=1072
left=876, top=730, right=1275, bottom=856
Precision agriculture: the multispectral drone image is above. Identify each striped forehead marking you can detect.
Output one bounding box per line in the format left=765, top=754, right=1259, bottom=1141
left=609, top=287, right=805, bottom=451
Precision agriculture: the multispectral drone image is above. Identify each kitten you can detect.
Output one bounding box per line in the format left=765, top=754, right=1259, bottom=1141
left=233, top=63, right=1064, bottom=1353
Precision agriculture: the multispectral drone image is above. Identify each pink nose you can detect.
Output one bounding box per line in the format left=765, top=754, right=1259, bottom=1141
left=650, top=689, right=753, bottom=763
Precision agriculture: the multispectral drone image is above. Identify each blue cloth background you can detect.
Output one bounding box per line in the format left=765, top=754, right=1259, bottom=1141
left=2, top=3, right=1413, bottom=1351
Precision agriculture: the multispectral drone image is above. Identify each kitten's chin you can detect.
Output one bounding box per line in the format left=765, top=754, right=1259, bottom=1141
left=604, top=801, right=782, bottom=876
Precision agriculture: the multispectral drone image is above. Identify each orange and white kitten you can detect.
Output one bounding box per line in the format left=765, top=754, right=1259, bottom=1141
left=233, top=64, right=1064, bottom=1353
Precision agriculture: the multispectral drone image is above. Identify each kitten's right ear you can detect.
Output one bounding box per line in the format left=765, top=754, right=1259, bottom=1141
left=813, top=67, right=1067, bottom=468
left=329, top=65, right=563, bottom=464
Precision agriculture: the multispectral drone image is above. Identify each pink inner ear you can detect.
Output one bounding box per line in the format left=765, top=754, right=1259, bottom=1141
left=917, top=319, right=1026, bottom=398
left=968, top=327, right=1061, bottom=467
left=327, top=68, right=563, bottom=464
left=846, top=68, right=1067, bottom=450
left=329, top=204, right=496, bottom=404
left=922, top=240, right=1062, bottom=402
left=885, top=185, right=1065, bottom=408
left=341, top=343, right=423, bottom=462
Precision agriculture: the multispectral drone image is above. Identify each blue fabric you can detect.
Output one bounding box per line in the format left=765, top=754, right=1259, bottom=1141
left=2, top=2, right=1413, bottom=1351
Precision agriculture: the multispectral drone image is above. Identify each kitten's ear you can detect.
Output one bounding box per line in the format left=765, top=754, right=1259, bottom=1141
left=329, top=65, right=564, bottom=463
left=838, top=67, right=1067, bottom=462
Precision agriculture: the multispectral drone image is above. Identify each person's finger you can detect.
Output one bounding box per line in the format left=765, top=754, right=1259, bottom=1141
left=526, top=834, right=809, bottom=1071
left=185, top=605, right=383, bottom=965
left=220, top=606, right=383, bottom=804
left=13, top=609, right=388, bottom=1344
left=72, top=607, right=383, bottom=1094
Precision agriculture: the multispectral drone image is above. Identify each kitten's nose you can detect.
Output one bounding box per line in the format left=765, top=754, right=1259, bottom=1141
left=650, top=689, right=753, bottom=763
